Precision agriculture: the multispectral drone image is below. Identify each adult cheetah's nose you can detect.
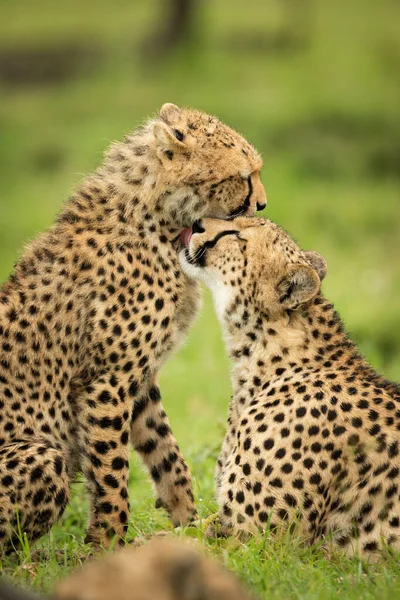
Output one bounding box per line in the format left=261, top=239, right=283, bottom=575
left=256, top=201, right=267, bottom=211
left=192, top=220, right=205, bottom=234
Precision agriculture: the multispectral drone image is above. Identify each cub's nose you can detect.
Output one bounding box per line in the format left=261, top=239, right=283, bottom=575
left=256, top=201, right=267, bottom=211
left=192, top=220, right=205, bottom=234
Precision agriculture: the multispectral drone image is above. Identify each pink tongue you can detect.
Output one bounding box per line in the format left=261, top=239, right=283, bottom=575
left=179, top=228, right=192, bottom=247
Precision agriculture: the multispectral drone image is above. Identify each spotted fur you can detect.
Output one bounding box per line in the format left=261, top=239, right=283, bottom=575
left=0, top=104, right=266, bottom=551
left=180, top=216, right=400, bottom=557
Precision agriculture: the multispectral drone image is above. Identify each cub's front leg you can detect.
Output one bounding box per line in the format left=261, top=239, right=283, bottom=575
left=206, top=400, right=240, bottom=538
left=130, top=377, right=197, bottom=526
left=216, top=400, right=238, bottom=490
left=78, top=376, right=133, bottom=547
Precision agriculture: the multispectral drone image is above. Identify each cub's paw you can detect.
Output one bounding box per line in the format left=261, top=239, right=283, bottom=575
left=84, top=525, right=125, bottom=550
left=84, top=529, right=100, bottom=546
left=203, top=514, right=233, bottom=539
left=155, top=497, right=167, bottom=510
left=155, top=497, right=198, bottom=527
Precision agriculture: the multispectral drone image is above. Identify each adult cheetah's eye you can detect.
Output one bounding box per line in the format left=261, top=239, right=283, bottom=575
left=173, top=129, right=184, bottom=142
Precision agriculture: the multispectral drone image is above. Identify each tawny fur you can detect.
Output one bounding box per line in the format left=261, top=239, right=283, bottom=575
left=0, top=104, right=265, bottom=551
left=180, top=216, right=400, bottom=557
left=0, top=538, right=255, bottom=600
left=55, top=538, right=255, bottom=600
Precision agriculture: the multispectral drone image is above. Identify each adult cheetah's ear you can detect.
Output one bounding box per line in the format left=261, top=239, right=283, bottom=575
left=303, top=251, right=327, bottom=282
left=277, top=263, right=320, bottom=310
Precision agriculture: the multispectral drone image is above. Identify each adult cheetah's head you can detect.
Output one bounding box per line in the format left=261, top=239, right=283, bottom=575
left=179, top=217, right=327, bottom=321
left=148, top=104, right=266, bottom=227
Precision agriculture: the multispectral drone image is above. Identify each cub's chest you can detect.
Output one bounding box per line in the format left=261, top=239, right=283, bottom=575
left=174, top=275, right=201, bottom=332
left=92, top=240, right=201, bottom=343
left=140, top=243, right=201, bottom=332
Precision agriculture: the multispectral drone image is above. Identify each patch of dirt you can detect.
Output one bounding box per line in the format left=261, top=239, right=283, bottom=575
left=0, top=42, right=102, bottom=87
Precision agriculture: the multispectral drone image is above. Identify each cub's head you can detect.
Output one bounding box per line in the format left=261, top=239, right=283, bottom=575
left=120, top=103, right=266, bottom=227
left=179, top=217, right=327, bottom=321
left=55, top=538, right=254, bottom=600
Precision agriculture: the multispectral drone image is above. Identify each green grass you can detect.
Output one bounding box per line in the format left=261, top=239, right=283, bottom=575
left=0, top=0, right=400, bottom=597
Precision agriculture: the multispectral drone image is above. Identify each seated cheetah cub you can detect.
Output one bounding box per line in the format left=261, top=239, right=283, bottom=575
left=0, top=104, right=266, bottom=552
left=180, top=216, right=400, bottom=557
left=0, top=538, right=255, bottom=600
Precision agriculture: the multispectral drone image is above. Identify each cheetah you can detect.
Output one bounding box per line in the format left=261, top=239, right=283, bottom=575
left=0, top=538, right=255, bottom=600
left=180, top=216, right=400, bottom=557
left=0, top=104, right=266, bottom=551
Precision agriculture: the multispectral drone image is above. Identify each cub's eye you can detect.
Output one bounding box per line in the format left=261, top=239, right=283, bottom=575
left=189, top=229, right=240, bottom=267
left=174, top=129, right=184, bottom=141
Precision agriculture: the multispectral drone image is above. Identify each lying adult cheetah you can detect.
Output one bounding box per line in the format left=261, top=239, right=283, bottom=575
left=0, top=104, right=266, bottom=551
left=0, top=538, right=255, bottom=600
left=180, top=216, right=400, bottom=556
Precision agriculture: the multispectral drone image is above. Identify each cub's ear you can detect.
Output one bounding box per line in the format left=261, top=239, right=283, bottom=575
left=159, top=103, right=182, bottom=124
left=303, top=251, right=327, bottom=281
left=151, top=120, right=186, bottom=163
left=168, top=552, right=205, bottom=600
left=277, top=263, right=320, bottom=310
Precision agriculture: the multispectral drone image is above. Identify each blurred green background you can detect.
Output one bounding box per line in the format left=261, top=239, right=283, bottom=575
left=0, top=0, right=399, bottom=454
left=1, top=2, right=400, bottom=594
